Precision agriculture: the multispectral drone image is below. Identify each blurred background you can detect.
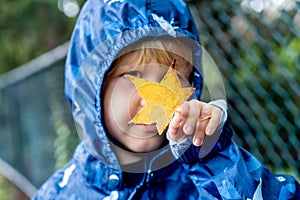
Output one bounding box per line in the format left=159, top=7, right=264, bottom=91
left=0, top=0, right=299, bottom=199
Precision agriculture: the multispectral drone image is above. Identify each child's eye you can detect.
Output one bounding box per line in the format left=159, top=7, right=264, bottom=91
left=123, top=71, right=141, bottom=77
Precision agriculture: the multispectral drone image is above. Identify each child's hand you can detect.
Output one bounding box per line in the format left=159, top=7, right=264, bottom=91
left=168, top=100, right=222, bottom=146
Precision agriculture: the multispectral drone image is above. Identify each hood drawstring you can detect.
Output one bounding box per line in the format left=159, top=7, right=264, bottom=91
left=126, top=146, right=171, bottom=199
left=127, top=157, right=148, bottom=199
left=146, top=146, right=170, bottom=183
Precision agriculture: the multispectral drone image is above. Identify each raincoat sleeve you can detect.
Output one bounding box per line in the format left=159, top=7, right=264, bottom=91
left=187, top=140, right=300, bottom=199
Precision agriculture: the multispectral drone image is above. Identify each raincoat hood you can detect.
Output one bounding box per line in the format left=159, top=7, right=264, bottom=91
left=64, top=0, right=202, bottom=170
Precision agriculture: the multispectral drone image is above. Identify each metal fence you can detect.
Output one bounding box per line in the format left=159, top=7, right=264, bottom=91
left=0, top=43, right=78, bottom=194
left=0, top=0, right=299, bottom=196
left=188, top=0, right=300, bottom=178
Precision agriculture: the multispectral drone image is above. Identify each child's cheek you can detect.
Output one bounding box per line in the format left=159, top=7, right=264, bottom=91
left=108, top=78, right=140, bottom=124
left=127, top=89, right=144, bottom=119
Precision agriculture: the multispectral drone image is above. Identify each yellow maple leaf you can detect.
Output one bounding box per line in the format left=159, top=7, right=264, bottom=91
left=125, top=67, right=195, bottom=135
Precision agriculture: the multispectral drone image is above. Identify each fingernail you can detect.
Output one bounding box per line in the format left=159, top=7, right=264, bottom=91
left=175, top=107, right=182, bottom=112
left=184, top=125, right=193, bottom=135
left=206, top=128, right=213, bottom=135
left=174, top=112, right=181, bottom=123
left=193, top=138, right=201, bottom=146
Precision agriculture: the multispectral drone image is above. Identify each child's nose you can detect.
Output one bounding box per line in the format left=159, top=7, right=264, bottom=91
left=143, top=65, right=166, bottom=83
left=144, top=73, right=164, bottom=83
left=143, top=75, right=158, bottom=83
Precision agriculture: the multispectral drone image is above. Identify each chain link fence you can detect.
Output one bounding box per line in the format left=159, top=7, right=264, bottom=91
left=188, top=0, right=300, bottom=178
left=0, top=43, right=78, bottom=194
left=0, top=0, right=299, bottom=196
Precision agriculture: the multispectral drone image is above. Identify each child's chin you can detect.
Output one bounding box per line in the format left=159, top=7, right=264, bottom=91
left=129, top=141, right=164, bottom=153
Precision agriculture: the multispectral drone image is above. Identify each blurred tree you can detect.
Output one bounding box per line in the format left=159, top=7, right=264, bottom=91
left=0, top=0, right=84, bottom=75
left=0, top=174, right=28, bottom=200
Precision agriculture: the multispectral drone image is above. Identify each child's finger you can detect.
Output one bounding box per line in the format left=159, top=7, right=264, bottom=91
left=189, top=102, right=209, bottom=146
left=205, top=107, right=221, bottom=135
left=193, top=115, right=210, bottom=146
left=182, top=100, right=199, bottom=135
left=168, top=110, right=182, bottom=139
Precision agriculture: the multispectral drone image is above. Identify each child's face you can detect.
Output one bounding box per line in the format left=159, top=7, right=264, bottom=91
left=102, top=50, right=193, bottom=153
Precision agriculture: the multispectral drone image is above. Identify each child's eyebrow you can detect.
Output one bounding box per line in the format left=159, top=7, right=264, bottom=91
left=119, top=64, right=136, bottom=70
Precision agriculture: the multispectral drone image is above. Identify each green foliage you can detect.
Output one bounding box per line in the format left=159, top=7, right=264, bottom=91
left=0, top=174, right=29, bottom=200
left=277, top=37, right=300, bottom=79
left=0, top=0, right=84, bottom=75
left=48, top=89, right=79, bottom=170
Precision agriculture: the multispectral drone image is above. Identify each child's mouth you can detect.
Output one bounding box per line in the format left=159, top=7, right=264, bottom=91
left=135, top=123, right=158, bottom=133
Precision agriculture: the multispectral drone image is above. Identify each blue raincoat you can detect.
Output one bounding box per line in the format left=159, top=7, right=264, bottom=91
left=33, top=0, right=299, bottom=199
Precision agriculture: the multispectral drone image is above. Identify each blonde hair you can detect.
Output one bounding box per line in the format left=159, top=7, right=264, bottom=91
left=108, top=37, right=193, bottom=78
